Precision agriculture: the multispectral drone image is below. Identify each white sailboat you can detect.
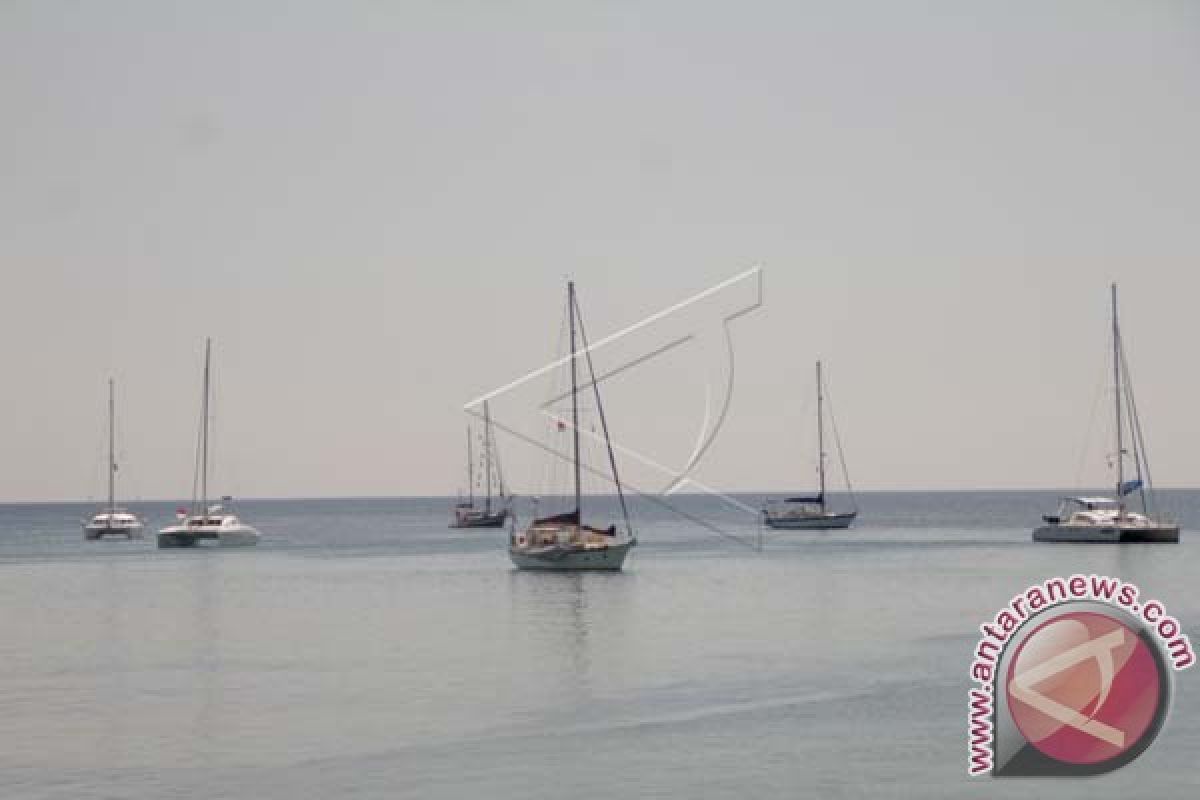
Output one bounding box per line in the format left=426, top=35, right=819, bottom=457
left=763, top=360, right=858, bottom=530
left=83, top=378, right=144, bottom=540
left=508, top=280, right=636, bottom=570
left=1034, top=284, right=1178, bottom=543
left=451, top=401, right=512, bottom=528
left=158, top=339, right=260, bottom=548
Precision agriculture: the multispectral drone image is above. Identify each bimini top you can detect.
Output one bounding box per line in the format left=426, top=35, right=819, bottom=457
left=1064, top=496, right=1119, bottom=509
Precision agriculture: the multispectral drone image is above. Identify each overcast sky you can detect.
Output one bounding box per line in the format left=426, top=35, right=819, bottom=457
left=2, top=1, right=1198, bottom=502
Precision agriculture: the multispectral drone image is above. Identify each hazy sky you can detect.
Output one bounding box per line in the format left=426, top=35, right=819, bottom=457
left=2, top=1, right=1198, bottom=502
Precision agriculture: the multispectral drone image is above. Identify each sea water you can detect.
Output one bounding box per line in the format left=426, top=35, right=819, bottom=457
left=2, top=491, right=1198, bottom=798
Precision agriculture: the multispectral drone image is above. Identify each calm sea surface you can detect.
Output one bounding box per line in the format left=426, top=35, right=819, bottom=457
left=2, top=491, right=1198, bottom=799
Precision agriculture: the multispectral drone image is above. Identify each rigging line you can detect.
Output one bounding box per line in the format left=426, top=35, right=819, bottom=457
left=466, top=266, right=761, bottom=410
left=568, top=283, right=582, bottom=521
left=506, top=283, right=753, bottom=549
left=1073, top=347, right=1109, bottom=491
left=1119, top=336, right=1156, bottom=515
left=106, top=380, right=115, bottom=510
left=199, top=340, right=211, bottom=513
left=538, top=406, right=761, bottom=516
left=624, top=485, right=761, bottom=551
left=487, top=414, right=763, bottom=551
left=821, top=378, right=857, bottom=511
left=209, top=370, right=219, bottom=505
left=1123, top=382, right=1149, bottom=515
left=191, top=393, right=204, bottom=513
left=539, top=334, right=692, bottom=409
left=573, top=289, right=633, bottom=540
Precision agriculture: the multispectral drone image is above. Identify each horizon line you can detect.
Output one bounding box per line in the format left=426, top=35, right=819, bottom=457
left=4, top=486, right=1199, bottom=506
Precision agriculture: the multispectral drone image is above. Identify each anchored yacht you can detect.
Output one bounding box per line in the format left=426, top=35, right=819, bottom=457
left=1035, top=496, right=1177, bottom=543
left=507, top=280, right=636, bottom=570
left=451, top=401, right=511, bottom=528
left=1033, top=285, right=1178, bottom=543
left=158, top=503, right=260, bottom=548
left=158, top=339, right=261, bottom=548
left=83, top=379, right=144, bottom=540
left=764, top=361, right=858, bottom=530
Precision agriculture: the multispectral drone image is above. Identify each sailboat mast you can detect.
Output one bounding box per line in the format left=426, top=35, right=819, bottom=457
left=200, top=338, right=211, bottom=518
left=569, top=281, right=581, bottom=522
left=466, top=425, right=474, bottom=507
left=483, top=402, right=492, bottom=514
left=1111, top=284, right=1124, bottom=515
left=816, top=361, right=826, bottom=508
left=108, top=378, right=116, bottom=512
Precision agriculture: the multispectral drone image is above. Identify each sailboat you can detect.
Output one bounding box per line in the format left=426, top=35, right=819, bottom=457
left=451, top=401, right=511, bottom=528
left=83, top=379, right=144, bottom=540
left=1034, top=284, right=1179, bottom=543
left=157, top=339, right=261, bottom=548
left=763, top=360, right=858, bottom=530
left=508, top=280, right=636, bottom=570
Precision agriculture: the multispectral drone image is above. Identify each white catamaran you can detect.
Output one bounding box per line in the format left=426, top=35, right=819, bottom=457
left=158, top=339, right=261, bottom=548
left=764, top=360, right=858, bottom=530
left=1033, top=284, right=1179, bottom=543
left=451, top=401, right=511, bottom=528
left=508, top=280, right=636, bottom=570
left=83, top=379, right=144, bottom=540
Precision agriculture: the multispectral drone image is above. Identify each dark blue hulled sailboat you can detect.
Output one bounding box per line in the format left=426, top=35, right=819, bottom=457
left=763, top=361, right=858, bottom=530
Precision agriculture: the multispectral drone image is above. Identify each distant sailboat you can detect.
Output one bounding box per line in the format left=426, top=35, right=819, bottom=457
left=763, top=360, right=857, bottom=530
left=83, top=379, right=144, bottom=540
left=451, top=401, right=511, bottom=528
left=508, top=280, right=636, bottom=570
left=158, top=339, right=260, bottom=548
left=1034, top=284, right=1178, bottom=543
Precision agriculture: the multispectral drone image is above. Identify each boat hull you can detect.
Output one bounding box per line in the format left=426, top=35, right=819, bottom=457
left=157, top=526, right=261, bottom=548
left=83, top=523, right=143, bottom=540
left=450, top=510, right=509, bottom=528
left=1033, top=524, right=1180, bottom=543
left=764, top=511, right=857, bottom=530
left=509, top=540, right=633, bottom=571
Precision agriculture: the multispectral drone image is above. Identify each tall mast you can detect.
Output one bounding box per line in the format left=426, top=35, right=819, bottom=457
left=1111, top=284, right=1124, bottom=515
left=466, top=424, right=474, bottom=507
left=200, top=338, right=211, bottom=517
left=569, top=281, right=581, bottom=522
left=108, top=378, right=116, bottom=512
left=483, top=402, right=492, bottom=513
left=816, top=361, right=826, bottom=508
